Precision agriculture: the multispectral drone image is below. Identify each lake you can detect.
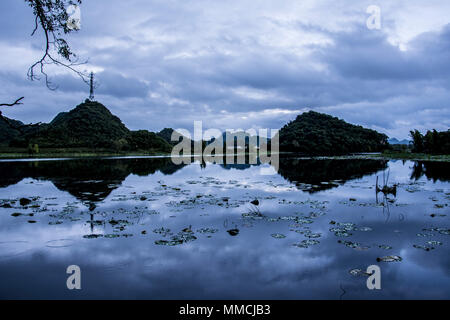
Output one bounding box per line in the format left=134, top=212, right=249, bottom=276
left=0, top=156, right=449, bottom=299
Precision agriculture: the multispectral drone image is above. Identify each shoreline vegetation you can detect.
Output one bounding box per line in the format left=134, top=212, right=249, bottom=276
left=1, top=100, right=449, bottom=162
left=0, top=149, right=448, bottom=162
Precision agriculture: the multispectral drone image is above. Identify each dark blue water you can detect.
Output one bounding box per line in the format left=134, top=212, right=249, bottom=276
left=0, top=157, right=448, bottom=299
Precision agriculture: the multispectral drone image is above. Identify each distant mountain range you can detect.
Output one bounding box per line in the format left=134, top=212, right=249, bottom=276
left=1, top=101, right=393, bottom=155
left=388, top=137, right=411, bottom=145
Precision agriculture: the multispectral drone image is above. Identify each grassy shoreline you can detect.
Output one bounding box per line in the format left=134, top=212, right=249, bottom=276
left=0, top=148, right=172, bottom=159
left=370, top=152, right=450, bottom=162
left=0, top=149, right=449, bottom=162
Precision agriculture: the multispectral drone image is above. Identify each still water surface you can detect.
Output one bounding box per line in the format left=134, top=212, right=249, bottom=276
left=0, top=157, right=449, bottom=299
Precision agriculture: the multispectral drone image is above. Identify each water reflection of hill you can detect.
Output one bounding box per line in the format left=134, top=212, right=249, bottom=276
left=1, top=158, right=447, bottom=202
left=278, top=158, right=389, bottom=193
left=0, top=158, right=185, bottom=202
left=411, top=161, right=450, bottom=182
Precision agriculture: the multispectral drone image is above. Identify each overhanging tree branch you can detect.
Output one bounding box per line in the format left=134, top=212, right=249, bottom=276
left=1, top=1, right=87, bottom=113
left=0, top=97, right=25, bottom=107
left=26, top=0, right=88, bottom=90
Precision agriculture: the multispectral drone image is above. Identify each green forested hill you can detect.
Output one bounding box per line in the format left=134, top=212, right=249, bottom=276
left=278, top=111, right=388, bottom=155
left=157, top=128, right=191, bottom=146
left=8, top=100, right=172, bottom=153
left=23, top=100, right=129, bottom=148
left=410, top=129, right=450, bottom=155
left=2, top=105, right=392, bottom=155
left=157, top=128, right=179, bottom=146
left=0, top=115, right=42, bottom=146
left=0, top=116, right=23, bottom=145
left=127, top=130, right=172, bottom=153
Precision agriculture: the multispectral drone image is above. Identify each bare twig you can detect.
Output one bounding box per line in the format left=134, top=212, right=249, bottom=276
left=0, top=97, right=25, bottom=107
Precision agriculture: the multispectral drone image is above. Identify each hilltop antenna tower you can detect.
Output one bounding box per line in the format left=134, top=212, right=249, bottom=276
left=89, top=72, right=95, bottom=101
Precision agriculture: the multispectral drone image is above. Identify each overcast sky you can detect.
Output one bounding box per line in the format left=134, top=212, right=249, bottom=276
left=1, top=0, right=449, bottom=139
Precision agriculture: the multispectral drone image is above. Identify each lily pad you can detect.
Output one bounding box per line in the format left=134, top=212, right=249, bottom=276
left=413, top=244, right=434, bottom=251
left=292, top=239, right=320, bottom=248
left=83, top=234, right=103, bottom=239
left=376, top=255, right=402, bottom=262
left=427, top=240, right=443, bottom=246
left=349, top=269, right=370, bottom=276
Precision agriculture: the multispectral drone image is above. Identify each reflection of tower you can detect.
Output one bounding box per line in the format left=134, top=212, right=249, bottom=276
left=89, top=72, right=95, bottom=101
left=90, top=213, right=94, bottom=233
left=89, top=202, right=96, bottom=233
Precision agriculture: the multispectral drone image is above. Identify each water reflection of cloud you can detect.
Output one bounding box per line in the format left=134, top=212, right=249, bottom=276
left=0, top=159, right=448, bottom=299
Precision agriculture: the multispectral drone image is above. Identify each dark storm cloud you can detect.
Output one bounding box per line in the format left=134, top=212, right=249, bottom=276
left=0, top=0, right=449, bottom=138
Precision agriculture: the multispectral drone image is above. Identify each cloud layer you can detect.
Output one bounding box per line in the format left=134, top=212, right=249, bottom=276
left=1, top=0, right=449, bottom=139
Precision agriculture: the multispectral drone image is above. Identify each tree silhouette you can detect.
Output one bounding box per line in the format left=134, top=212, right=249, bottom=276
left=1, top=0, right=86, bottom=115
left=410, top=129, right=450, bottom=154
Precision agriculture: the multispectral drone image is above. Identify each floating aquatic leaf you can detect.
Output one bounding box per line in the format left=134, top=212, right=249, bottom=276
left=292, top=239, right=320, bottom=248
left=330, top=228, right=352, bottom=237
left=292, top=242, right=308, bottom=248
left=242, top=212, right=264, bottom=219
left=153, top=227, right=172, bottom=236
left=337, top=222, right=357, bottom=231
left=305, top=232, right=321, bottom=238
left=438, top=229, right=450, bottom=235
left=308, top=212, right=325, bottom=218
left=413, top=244, right=434, bottom=251
left=155, top=239, right=183, bottom=246
left=422, top=227, right=439, bottom=232
left=109, top=219, right=131, bottom=226
left=155, top=227, right=197, bottom=246
left=197, top=228, right=219, bottom=234
left=376, top=255, right=402, bottom=262
left=83, top=234, right=103, bottom=239
left=427, top=240, right=443, bottom=246
left=417, top=232, right=434, bottom=237
left=104, top=234, right=120, bottom=238
left=296, top=218, right=314, bottom=224
left=338, top=240, right=359, bottom=248
left=121, top=234, right=133, bottom=238
left=297, top=230, right=321, bottom=238
left=271, top=233, right=286, bottom=239
left=349, top=269, right=370, bottom=277
left=303, top=239, right=320, bottom=245
left=175, top=232, right=197, bottom=243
